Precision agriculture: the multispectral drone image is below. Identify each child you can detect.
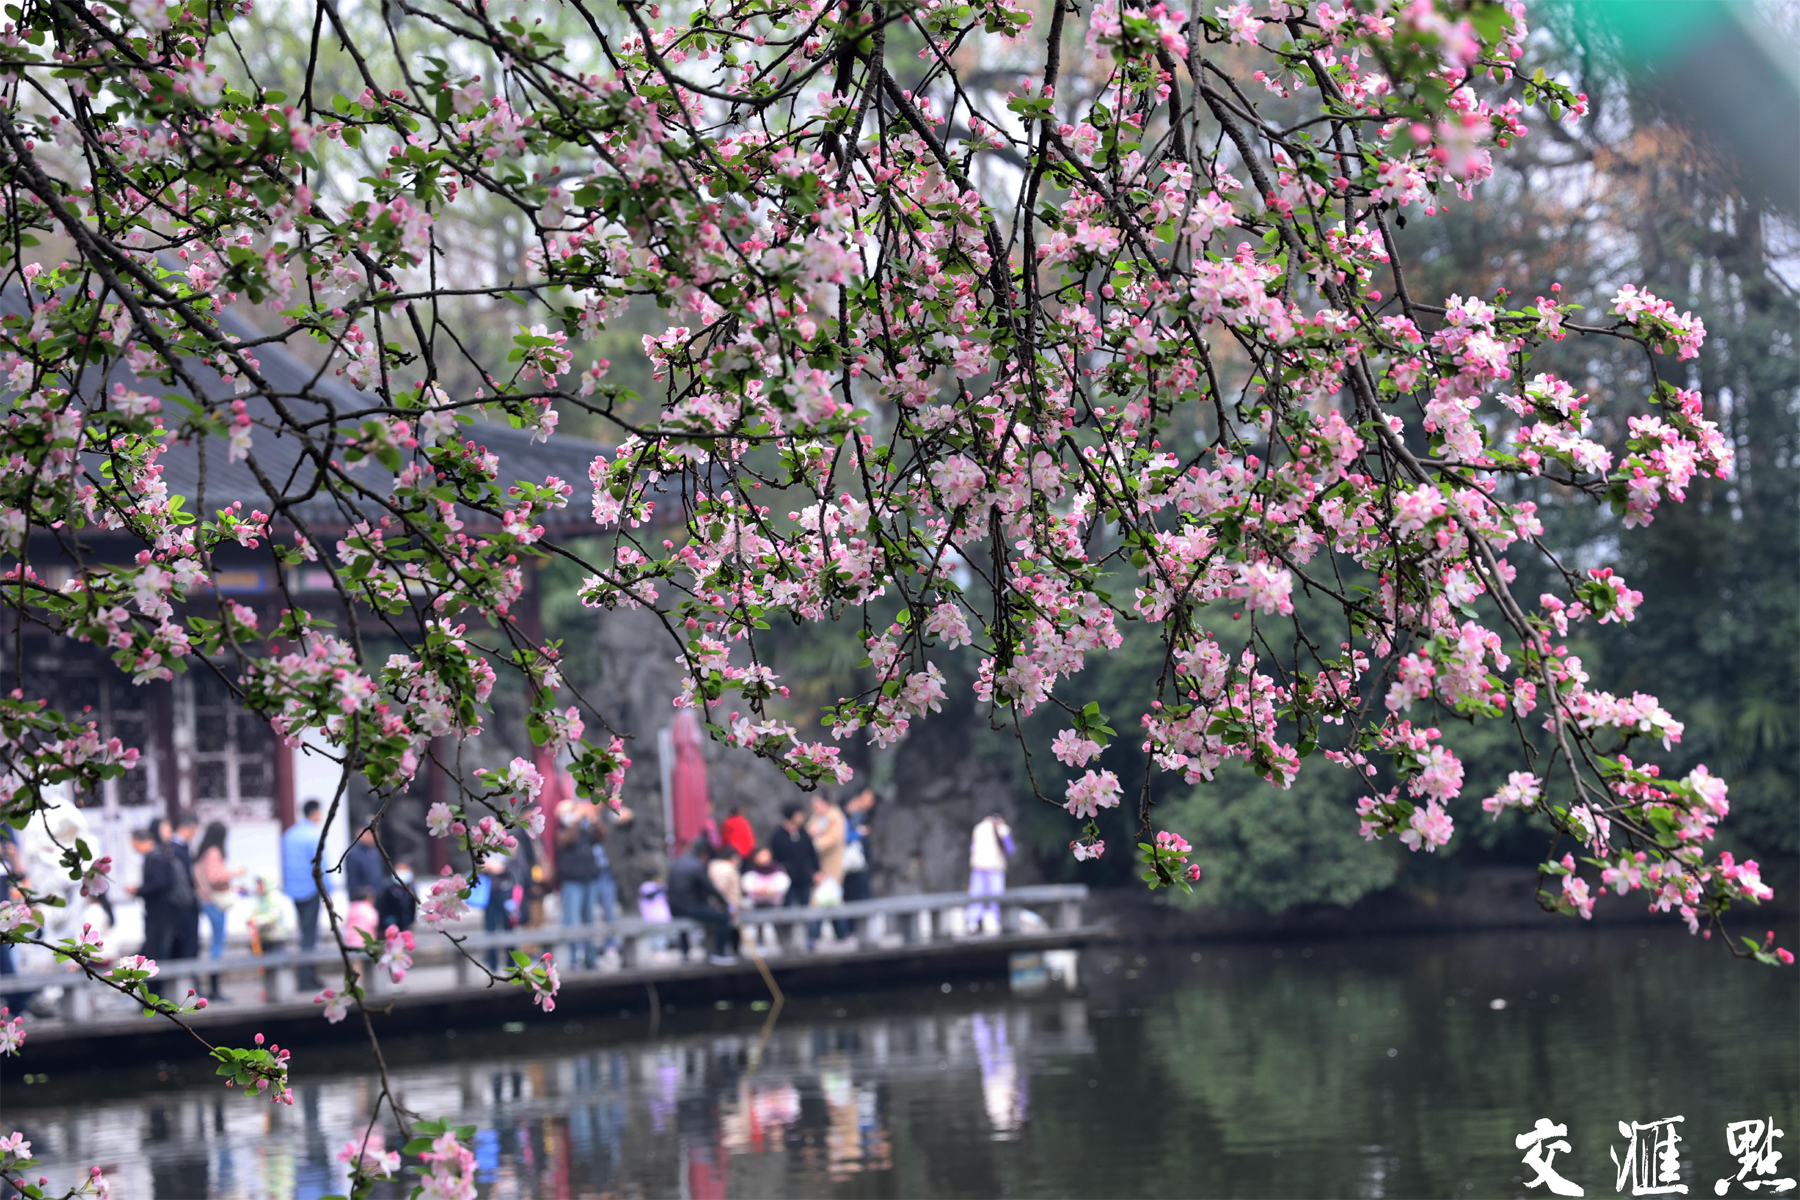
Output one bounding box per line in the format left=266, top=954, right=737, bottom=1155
left=347, top=888, right=380, bottom=943
left=638, top=877, right=671, bottom=954
left=637, top=877, right=671, bottom=923
left=740, top=848, right=791, bottom=948
left=347, top=888, right=380, bottom=979
left=246, top=876, right=294, bottom=956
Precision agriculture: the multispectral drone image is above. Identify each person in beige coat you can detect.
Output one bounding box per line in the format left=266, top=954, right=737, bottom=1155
left=807, top=793, right=853, bottom=941
left=807, top=795, right=847, bottom=888
left=707, top=844, right=743, bottom=909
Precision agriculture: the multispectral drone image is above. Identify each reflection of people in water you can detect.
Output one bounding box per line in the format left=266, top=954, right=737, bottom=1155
left=820, top=1059, right=893, bottom=1179
left=721, top=1080, right=800, bottom=1155
left=646, top=1049, right=681, bottom=1134
left=822, top=1063, right=861, bottom=1177
left=854, top=1081, right=893, bottom=1174
left=685, top=1138, right=729, bottom=1200
left=972, top=1011, right=1029, bottom=1138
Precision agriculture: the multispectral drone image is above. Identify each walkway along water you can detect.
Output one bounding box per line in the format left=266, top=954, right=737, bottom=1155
left=1, top=885, right=1102, bottom=1065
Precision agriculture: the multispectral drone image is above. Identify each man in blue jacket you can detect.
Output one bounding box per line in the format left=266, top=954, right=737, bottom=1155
left=282, top=800, right=326, bottom=989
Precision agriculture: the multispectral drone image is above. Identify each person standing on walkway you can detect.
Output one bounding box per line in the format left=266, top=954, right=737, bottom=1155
left=375, top=861, right=418, bottom=933
left=840, top=786, right=876, bottom=905
left=478, top=848, right=517, bottom=972
left=344, top=826, right=386, bottom=900
left=721, top=804, right=756, bottom=861
left=554, top=800, right=602, bottom=969
left=193, top=822, right=242, bottom=1000
left=589, top=811, right=627, bottom=955
left=768, top=803, right=819, bottom=949
left=168, top=810, right=203, bottom=964
left=808, top=794, right=847, bottom=891
left=282, top=799, right=326, bottom=990
left=808, top=793, right=849, bottom=940
left=668, top=839, right=737, bottom=964
left=131, top=825, right=188, bottom=961
left=966, top=812, right=1014, bottom=933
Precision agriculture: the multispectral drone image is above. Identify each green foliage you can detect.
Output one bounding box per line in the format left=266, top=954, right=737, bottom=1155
left=1159, top=763, right=1401, bottom=913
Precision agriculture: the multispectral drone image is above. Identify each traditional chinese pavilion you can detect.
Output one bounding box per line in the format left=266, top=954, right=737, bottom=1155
left=7, top=304, right=610, bottom=881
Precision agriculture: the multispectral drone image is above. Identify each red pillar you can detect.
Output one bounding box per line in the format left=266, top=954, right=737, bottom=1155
left=428, top=738, right=450, bottom=874
left=274, top=738, right=296, bottom=830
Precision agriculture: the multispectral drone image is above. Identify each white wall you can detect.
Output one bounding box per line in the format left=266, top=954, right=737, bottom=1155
left=291, top=730, right=350, bottom=901
left=230, top=817, right=284, bottom=893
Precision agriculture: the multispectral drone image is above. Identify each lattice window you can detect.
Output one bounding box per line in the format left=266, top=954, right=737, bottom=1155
left=189, top=670, right=275, bottom=823
left=35, top=650, right=158, bottom=815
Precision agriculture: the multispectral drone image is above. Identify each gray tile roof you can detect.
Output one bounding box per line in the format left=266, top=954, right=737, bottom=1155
left=149, top=309, right=608, bottom=536
left=4, top=290, right=609, bottom=536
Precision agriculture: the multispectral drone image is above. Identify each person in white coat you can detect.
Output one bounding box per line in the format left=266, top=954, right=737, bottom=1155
left=966, top=813, right=1013, bottom=933
left=17, top=791, right=112, bottom=1011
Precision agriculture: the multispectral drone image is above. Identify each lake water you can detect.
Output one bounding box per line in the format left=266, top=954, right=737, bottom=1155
left=4, top=923, right=1796, bottom=1198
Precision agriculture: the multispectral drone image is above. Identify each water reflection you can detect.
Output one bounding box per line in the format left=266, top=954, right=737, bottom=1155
left=5, top=924, right=1795, bottom=1198
left=971, top=1012, right=1027, bottom=1138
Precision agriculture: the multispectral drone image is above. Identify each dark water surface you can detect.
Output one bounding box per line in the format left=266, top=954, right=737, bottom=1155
left=4, top=924, right=1796, bottom=1198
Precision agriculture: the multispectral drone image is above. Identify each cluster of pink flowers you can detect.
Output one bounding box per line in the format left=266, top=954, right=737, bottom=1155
left=0, top=1009, right=24, bottom=1057
left=1611, top=285, right=1706, bottom=360
left=514, top=951, right=562, bottom=1013
left=421, top=869, right=472, bottom=929
left=337, top=1134, right=400, bottom=1184
left=1064, top=770, right=1123, bottom=820
left=416, top=1130, right=479, bottom=1200
left=378, top=926, right=415, bottom=984
left=1155, top=831, right=1204, bottom=883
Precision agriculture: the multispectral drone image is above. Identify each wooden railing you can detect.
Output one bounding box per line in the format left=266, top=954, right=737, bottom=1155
left=0, top=884, right=1091, bottom=1018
